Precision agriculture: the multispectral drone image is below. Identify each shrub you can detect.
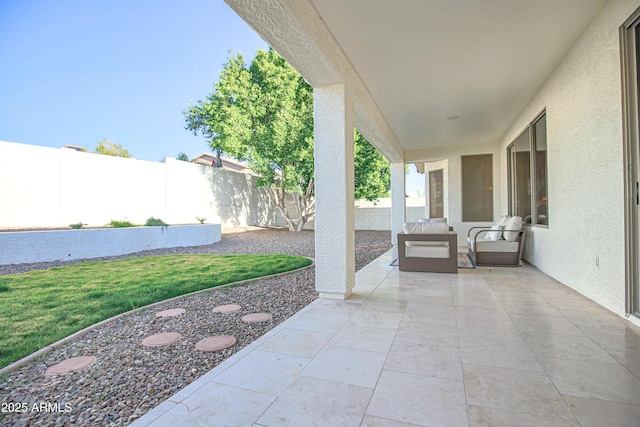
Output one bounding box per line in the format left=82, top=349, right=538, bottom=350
left=107, top=220, right=136, bottom=228
left=196, top=216, right=206, bottom=224
left=145, top=217, right=169, bottom=227
left=69, top=222, right=85, bottom=229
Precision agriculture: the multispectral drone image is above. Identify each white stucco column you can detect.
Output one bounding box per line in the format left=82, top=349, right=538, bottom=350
left=314, top=84, right=355, bottom=299
left=391, top=162, right=406, bottom=259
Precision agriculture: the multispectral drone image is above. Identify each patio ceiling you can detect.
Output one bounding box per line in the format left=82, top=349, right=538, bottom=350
left=225, top=0, right=608, bottom=162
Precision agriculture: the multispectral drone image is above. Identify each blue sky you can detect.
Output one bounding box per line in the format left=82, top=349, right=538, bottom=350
left=0, top=0, right=267, bottom=162
left=0, top=0, right=424, bottom=196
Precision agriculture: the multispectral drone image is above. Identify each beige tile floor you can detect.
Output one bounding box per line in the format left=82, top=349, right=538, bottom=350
left=130, top=251, right=640, bottom=427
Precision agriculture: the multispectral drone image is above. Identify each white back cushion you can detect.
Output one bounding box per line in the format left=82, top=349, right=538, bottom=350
left=503, top=216, right=523, bottom=241
left=418, top=217, right=448, bottom=223
left=403, top=222, right=449, bottom=234
left=498, top=215, right=512, bottom=227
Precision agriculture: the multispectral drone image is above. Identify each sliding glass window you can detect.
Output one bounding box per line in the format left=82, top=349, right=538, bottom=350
left=508, top=112, right=548, bottom=226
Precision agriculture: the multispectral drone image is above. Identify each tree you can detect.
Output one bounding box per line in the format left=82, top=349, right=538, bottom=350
left=354, top=130, right=390, bottom=200
left=94, top=138, right=131, bottom=158
left=184, top=49, right=390, bottom=231
left=177, top=152, right=189, bottom=161
left=183, top=53, right=250, bottom=168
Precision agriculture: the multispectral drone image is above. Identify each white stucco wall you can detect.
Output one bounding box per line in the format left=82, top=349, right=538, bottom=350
left=0, top=224, right=221, bottom=264
left=0, top=141, right=283, bottom=229
left=419, top=142, right=504, bottom=246
left=498, top=0, right=639, bottom=315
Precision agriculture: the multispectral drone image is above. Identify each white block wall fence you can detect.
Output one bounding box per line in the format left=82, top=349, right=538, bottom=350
left=0, top=140, right=426, bottom=235
left=0, top=141, right=282, bottom=229
left=0, top=224, right=222, bottom=264
left=302, top=197, right=426, bottom=231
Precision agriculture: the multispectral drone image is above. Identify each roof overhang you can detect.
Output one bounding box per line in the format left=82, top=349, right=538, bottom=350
left=224, top=0, right=608, bottom=164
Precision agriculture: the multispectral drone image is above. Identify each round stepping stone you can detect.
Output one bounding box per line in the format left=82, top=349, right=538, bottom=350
left=241, top=313, right=272, bottom=323
left=141, top=332, right=182, bottom=347
left=45, top=356, right=96, bottom=376
left=195, top=335, right=237, bottom=352
left=212, top=304, right=241, bottom=313
left=155, top=308, right=186, bottom=318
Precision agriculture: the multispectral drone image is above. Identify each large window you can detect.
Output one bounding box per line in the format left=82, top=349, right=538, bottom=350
left=462, top=154, right=493, bottom=221
left=508, top=112, right=548, bottom=225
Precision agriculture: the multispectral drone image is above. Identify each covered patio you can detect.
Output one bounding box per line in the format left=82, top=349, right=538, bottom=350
left=135, top=0, right=640, bottom=424
left=212, top=0, right=640, bottom=327
left=131, top=252, right=640, bottom=426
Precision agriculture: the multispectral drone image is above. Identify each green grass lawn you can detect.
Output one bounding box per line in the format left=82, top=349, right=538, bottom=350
left=0, top=254, right=312, bottom=368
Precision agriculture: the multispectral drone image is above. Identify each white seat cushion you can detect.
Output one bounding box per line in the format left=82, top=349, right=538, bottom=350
left=468, top=237, right=519, bottom=253
left=405, top=241, right=448, bottom=247
left=406, top=244, right=450, bottom=258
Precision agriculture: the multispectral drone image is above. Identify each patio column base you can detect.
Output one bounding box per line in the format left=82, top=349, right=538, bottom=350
left=319, top=291, right=353, bottom=300
left=391, top=245, right=399, bottom=262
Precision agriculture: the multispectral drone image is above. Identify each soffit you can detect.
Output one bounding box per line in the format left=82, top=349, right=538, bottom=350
left=307, top=0, right=608, bottom=160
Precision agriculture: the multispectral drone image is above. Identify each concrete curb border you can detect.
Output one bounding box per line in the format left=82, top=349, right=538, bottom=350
left=0, top=256, right=315, bottom=376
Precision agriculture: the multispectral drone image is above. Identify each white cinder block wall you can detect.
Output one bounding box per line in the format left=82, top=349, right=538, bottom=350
left=302, top=197, right=425, bottom=231
left=0, top=225, right=222, bottom=264
left=498, top=0, right=638, bottom=316
left=0, top=141, right=283, bottom=229
left=0, top=140, right=418, bottom=233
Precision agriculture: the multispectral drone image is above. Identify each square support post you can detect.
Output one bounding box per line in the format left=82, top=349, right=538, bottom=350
left=314, top=84, right=355, bottom=299
left=391, top=162, right=406, bottom=260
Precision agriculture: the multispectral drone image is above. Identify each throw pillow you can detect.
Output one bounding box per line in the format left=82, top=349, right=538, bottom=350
left=503, top=216, right=523, bottom=241
left=486, top=224, right=503, bottom=241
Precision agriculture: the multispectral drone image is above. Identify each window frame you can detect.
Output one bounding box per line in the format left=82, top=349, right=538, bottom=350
left=507, top=110, right=548, bottom=228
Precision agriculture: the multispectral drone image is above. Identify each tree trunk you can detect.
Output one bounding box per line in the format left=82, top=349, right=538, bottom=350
left=266, top=181, right=314, bottom=232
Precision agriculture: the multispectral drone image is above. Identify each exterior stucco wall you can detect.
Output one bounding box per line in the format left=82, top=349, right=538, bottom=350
left=0, top=224, right=222, bottom=264
left=418, top=142, right=504, bottom=246
left=0, top=141, right=283, bottom=229
left=499, top=0, right=640, bottom=315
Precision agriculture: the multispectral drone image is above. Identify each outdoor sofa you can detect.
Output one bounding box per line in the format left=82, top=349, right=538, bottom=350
left=397, top=220, right=457, bottom=273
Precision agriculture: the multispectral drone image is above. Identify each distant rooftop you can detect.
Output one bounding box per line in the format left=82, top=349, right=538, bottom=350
left=64, top=145, right=87, bottom=152
left=191, top=154, right=255, bottom=175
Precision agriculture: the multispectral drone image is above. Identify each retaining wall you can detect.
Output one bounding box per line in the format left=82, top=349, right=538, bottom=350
left=0, top=224, right=221, bottom=264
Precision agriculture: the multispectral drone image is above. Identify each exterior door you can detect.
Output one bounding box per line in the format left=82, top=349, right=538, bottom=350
left=429, top=169, right=444, bottom=218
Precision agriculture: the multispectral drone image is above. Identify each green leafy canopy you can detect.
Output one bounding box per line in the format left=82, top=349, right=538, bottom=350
left=183, top=49, right=390, bottom=230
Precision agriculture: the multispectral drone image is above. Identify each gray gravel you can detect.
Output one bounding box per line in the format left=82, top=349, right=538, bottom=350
left=0, top=228, right=391, bottom=426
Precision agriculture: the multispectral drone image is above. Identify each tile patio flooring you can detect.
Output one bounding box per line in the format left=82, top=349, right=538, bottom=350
left=130, top=250, right=640, bottom=427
